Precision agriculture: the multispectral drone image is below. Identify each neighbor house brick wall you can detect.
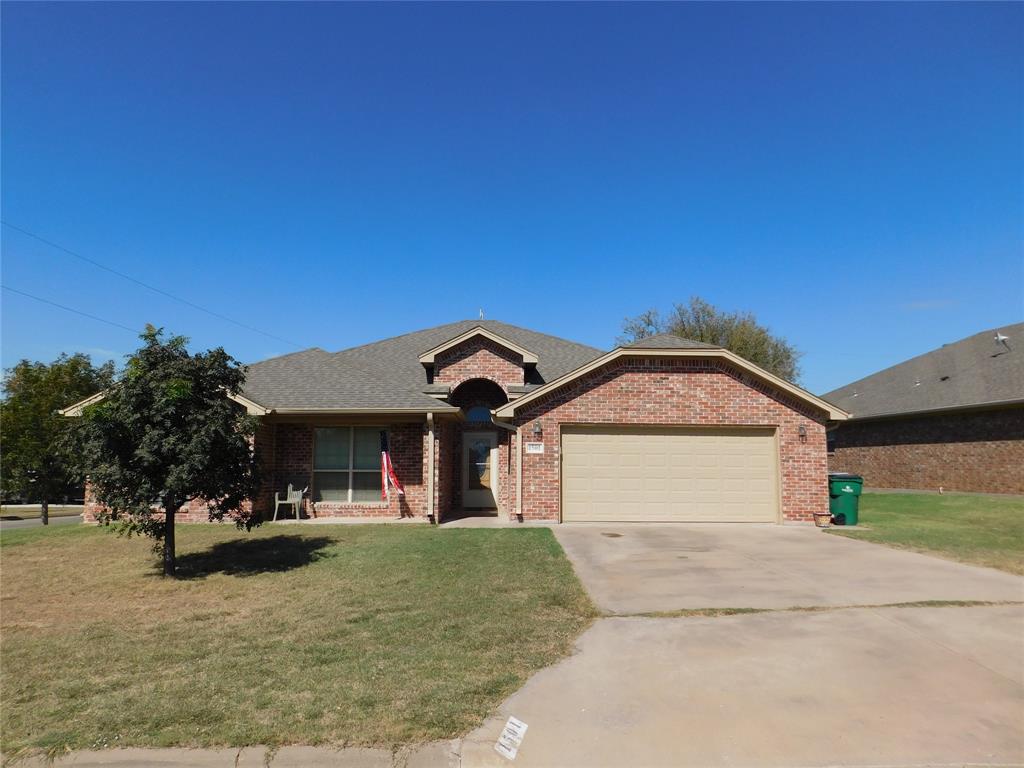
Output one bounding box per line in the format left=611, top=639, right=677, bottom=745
left=433, top=337, right=525, bottom=390
left=828, top=408, right=1024, bottom=494
left=513, top=357, right=830, bottom=523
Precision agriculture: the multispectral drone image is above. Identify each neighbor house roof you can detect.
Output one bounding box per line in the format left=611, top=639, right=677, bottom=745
left=240, top=320, right=604, bottom=412
left=822, top=323, right=1024, bottom=420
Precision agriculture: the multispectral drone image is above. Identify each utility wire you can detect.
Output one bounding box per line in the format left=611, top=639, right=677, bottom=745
left=2, top=284, right=140, bottom=334
left=1, top=221, right=302, bottom=349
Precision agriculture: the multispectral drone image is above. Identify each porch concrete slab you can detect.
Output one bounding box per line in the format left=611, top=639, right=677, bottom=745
left=553, top=523, right=1024, bottom=613
left=460, top=605, right=1024, bottom=767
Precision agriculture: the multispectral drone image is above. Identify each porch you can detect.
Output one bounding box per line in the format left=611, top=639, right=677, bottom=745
left=254, top=409, right=519, bottom=524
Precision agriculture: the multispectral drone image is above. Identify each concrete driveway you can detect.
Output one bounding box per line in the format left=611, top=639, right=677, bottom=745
left=552, top=523, right=1024, bottom=613
left=460, top=524, right=1024, bottom=767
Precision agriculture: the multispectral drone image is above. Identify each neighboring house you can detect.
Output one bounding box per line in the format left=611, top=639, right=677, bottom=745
left=823, top=324, right=1024, bottom=494
left=70, top=320, right=848, bottom=524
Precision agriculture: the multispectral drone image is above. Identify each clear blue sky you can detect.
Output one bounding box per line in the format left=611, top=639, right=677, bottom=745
left=2, top=2, right=1021, bottom=395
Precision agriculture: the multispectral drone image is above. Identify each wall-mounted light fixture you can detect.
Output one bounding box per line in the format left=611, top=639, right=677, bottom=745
left=532, top=423, right=543, bottom=437
left=798, top=424, right=807, bottom=443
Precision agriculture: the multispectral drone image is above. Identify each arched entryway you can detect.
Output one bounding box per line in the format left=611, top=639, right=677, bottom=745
left=448, top=379, right=509, bottom=515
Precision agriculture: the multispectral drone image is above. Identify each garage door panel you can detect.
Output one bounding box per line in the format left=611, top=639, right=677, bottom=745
left=562, top=426, right=778, bottom=523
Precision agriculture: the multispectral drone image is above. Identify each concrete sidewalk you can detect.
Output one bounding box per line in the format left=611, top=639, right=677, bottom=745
left=12, top=743, right=459, bottom=768
left=459, top=604, right=1024, bottom=767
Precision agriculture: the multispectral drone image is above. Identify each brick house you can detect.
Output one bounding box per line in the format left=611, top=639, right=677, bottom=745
left=73, top=321, right=848, bottom=524
left=824, top=323, right=1024, bottom=495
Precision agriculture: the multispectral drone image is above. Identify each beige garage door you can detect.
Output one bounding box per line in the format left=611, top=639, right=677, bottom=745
left=561, top=426, right=779, bottom=522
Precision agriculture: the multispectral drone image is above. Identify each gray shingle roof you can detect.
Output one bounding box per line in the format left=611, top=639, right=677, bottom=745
left=241, top=320, right=604, bottom=411
left=822, top=323, right=1024, bottom=419
left=623, top=333, right=721, bottom=350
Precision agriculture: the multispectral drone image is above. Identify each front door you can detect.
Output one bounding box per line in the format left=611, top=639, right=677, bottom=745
left=462, top=432, right=498, bottom=509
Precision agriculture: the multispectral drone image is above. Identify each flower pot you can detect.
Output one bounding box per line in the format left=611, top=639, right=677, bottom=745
left=813, top=512, right=832, bottom=528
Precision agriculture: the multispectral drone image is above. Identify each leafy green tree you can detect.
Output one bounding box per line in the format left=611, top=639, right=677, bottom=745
left=0, top=354, right=115, bottom=523
left=620, top=297, right=802, bottom=382
left=74, top=327, right=261, bottom=576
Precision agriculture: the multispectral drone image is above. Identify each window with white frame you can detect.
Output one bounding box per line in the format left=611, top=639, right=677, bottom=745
left=314, top=427, right=383, bottom=503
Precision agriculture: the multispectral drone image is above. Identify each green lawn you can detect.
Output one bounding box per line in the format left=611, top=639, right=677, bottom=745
left=827, top=492, right=1024, bottom=575
left=0, top=524, right=596, bottom=759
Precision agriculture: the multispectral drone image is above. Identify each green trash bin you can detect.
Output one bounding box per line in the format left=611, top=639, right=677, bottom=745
left=828, top=473, right=863, bottom=525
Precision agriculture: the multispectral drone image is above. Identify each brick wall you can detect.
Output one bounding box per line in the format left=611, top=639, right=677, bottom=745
left=433, top=337, right=525, bottom=390
left=434, top=419, right=456, bottom=522
left=83, top=426, right=273, bottom=524
left=513, top=357, right=830, bottom=522
left=86, top=420, right=433, bottom=523
left=828, top=408, right=1024, bottom=494
left=274, top=422, right=429, bottom=519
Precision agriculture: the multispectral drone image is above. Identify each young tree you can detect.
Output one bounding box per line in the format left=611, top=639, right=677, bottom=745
left=73, top=327, right=261, bottom=576
left=0, top=354, right=115, bottom=523
left=619, top=297, right=802, bottom=382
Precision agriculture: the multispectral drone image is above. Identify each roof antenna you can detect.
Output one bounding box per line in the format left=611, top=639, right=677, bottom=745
left=479, top=308, right=485, bottom=321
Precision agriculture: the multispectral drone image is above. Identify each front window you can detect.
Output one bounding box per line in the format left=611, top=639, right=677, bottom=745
left=314, top=427, right=382, bottom=503
left=465, top=405, right=492, bottom=423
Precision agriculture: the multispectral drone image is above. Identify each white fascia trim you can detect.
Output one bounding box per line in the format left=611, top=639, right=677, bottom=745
left=59, top=389, right=273, bottom=417
left=58, top=390, right=108, bottom=417
left=229, top=393, right=272, bottom=415
left=417, top=326, right=539, bottom=365
left=271, top=406, right=460, bottom=415
left=494, top=347, right=851, bottom=421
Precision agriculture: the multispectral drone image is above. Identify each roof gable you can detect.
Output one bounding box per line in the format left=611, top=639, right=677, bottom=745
left=496, top=344, right=848, bottom=420
left=418, top=326, right=539, bottom=365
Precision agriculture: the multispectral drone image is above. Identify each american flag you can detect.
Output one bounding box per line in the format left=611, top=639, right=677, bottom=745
left=380, top=431, right=405, bottom=500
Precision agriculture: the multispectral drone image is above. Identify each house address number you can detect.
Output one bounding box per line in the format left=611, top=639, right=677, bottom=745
left=525, top=442, right=545, bottom=454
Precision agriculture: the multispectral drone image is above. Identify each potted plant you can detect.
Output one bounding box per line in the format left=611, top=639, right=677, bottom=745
left=813, top=511, right=832, bottom=528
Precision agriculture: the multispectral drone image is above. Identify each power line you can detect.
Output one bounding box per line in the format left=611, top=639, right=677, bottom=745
left=1, top=221, right=302, bottom=349
left=2, top=284, right=140, bottom=334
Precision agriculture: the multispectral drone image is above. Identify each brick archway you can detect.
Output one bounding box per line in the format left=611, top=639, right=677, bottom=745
left=448, top=378, right=509, bottom=411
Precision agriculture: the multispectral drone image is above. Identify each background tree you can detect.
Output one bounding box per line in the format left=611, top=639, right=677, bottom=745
left=73, top=327, right=261, bottom=576
left=619, top=297, right=802, bottom=382
left=0, top=354, right=115, bottom=523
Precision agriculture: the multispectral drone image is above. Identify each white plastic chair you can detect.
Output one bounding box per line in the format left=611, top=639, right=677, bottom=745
left=273, top=484, right=307, bottom=521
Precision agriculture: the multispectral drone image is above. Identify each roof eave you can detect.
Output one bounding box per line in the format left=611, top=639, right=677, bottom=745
left=842, top=398, right=1024, bottom=422
left=269, top=406, right=460, bottom=415
left=59, top=389, right=273, bottom=417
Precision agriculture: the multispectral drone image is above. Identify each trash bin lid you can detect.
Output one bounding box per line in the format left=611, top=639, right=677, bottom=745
left=828, top=472, right=863, bottom=480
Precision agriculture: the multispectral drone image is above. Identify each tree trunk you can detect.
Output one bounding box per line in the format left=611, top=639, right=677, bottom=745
left=163, top=497, right=177, bottom=577
left=40, top=498, right=49, bottom=526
